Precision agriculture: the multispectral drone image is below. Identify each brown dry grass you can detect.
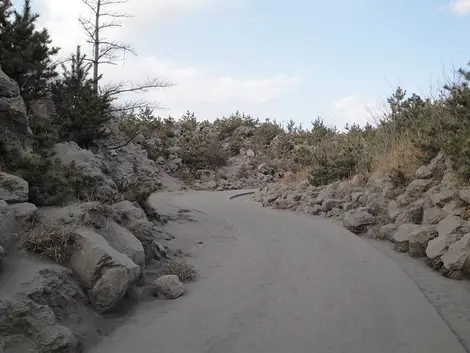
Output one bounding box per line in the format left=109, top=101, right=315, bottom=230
left=368, top=133, right=422, bottom=181
left=23, top=215, right=77, bottom=264
left=281, top=167, right=312, bottom=187
left=157, top=259, right=199, bottom=282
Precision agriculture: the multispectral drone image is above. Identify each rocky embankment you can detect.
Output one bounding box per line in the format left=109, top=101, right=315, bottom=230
left=0, top=69, right=193, bottom=353
left=254, top=152, right=470, bottom=280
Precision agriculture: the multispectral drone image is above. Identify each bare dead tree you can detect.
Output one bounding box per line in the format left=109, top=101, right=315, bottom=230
left=79, top=0, right=171, bottom=94
left=79, top=0, right=133, bottom=91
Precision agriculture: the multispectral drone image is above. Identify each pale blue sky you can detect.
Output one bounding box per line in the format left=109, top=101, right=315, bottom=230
left=16, top=0, right=470, bottom=128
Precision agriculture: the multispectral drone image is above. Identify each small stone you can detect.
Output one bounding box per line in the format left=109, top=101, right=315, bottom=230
left=415, top=166, right=433, bottom=179
left=0, top=245, right=4, bottom=262
left=153, top=275, right=184, bottom=299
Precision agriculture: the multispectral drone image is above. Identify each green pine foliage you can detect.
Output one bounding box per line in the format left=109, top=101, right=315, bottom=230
left=50, top=46, right=114, bottom=148
left=0, top=0, right=59, bottom=106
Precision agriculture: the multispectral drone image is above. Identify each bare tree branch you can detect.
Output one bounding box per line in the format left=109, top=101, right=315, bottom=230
left=79, top=0, right=172, bottom=108
left=103, top=78, right=173, bottom=96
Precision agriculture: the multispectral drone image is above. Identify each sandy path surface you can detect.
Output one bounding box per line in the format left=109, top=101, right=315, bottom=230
left=91, top=190, right=468, bottom=353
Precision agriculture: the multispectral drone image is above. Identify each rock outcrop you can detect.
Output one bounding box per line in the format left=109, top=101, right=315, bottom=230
left=254, top=152, right=470, bottom=280
left=0, top=172, right=29, bottom=203
left=0, top=68, right=32, bottom=159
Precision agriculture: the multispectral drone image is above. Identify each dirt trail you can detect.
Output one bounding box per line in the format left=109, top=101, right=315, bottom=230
left=91, top=190, right=468, bottom=353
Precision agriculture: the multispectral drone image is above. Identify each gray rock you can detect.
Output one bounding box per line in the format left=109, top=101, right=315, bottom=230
left=392, top=224, right=421, bottom=253
left=443, top=200, right=464, bottom=217
left=315, top=185, right=335, bottom=204
left=426, top=235, right=452, bottom=259
left=343, top=209, right=375, bottom=234
left=427, top=152, right=445, bottom=174
left=257, top=163, right=273, bottom=175
left=101, top=220, right=145, bottom=269
left=69, top=227, right=140, bottom=312
left=153, top=275, right=184, bottom=299
left=458, top=188, right=470, bottom=204
left=0, top=69, right=33, bottom=159
left=431, top=189, right=457, bottom=207
left=422, top=207, right=448, bottom=225
left=10, top=202, right=37, bottom=221
left=0, top=172, right=28, bottom=202
left=246, top=148, right=255, bottom=157
left=0, top=244, right=4, bottom=262
left=406, top=179, right=433, bottom=197
left=395, top=200, right=424, bottom=225
left=0, top=298, right=78, bottom=352
left=322, top=198, right=343, bottom=212
left=415, top=165, right=433, bottom=179
left=52, top=142, right=119, bottom=202
left=441, top=171, right=460, bottom=189
left=112, top=200, right=147, bottom=221
left=437, top=215, right=464, bottom=238
left=387, top=200, right=400, bottom=222
left=441, top=234, right=470, bottom=272
left=408, top=226, right=438, bottom=257
left=379, top=223, right=398, bottom=240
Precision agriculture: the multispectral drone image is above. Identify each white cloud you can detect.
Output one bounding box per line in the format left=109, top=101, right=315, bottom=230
left=448, top=0, right=470, bottom=15
left=331, top=96, right=378, bottom=129
left=101, top=56, right=300, bottom=110
left=31, top=0, right=300, bottom=120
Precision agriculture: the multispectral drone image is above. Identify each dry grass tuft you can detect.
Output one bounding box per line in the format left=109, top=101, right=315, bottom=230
left=23, top=215, right=77, bottom=264
left=157, top=259, right=199, bottom=282
left=281, top=168, right=312, bottom=187
left=369, top=133, right=422, bottom=181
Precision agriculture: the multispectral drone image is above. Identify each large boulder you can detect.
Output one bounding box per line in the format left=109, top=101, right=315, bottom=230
left=0, top=68, right=32, bottom=159
left=343, top=208, right=375, bottom=234
left=0, top=298, right=78, bottom=353
left=392, top=224, right=421, bottom=253
left=378, top=223, right=398, bottom=241
left=422, top=207, right=448, bottom=225
left=405, top=179, right=433, bottom=198
left=104, top=142, right=161, bottom=197
left=51, top=142, right=119, bottom=202
left=441, top=234, right=470, bottom=272
left=69, top=227, right=140, bottom=312
left=437, top=215, right=464, bottom=238
left=101, top=220, right=145, bottom=268
left=408, top=225, right=438, bottom=257
left=153, top=275, right=184, bottom=299
left=426, top=235, right=453, bottom=259
left=431, top=189, right=457, bottom=207
left=0, top=172, right=28, bottom=202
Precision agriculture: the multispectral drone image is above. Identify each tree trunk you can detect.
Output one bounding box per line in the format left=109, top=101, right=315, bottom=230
left=93, top=0, right=100, bottom=92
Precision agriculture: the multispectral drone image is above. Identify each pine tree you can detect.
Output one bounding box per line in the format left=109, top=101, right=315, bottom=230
left=0, top=0, right=59, bottom=106
left=50, top=46, right=114, bottom=148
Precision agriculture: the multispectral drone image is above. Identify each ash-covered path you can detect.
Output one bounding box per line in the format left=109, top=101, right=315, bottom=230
left=92, top=190, right=466, bottom=353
